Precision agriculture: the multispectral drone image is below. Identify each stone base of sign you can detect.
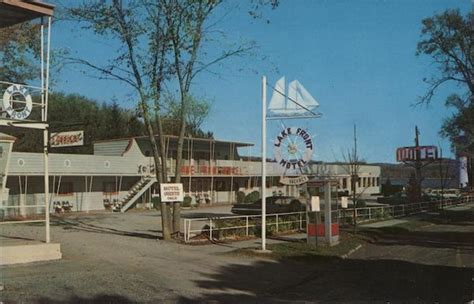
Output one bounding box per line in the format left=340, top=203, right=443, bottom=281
left=0, top=241, right=61, bottom=265
left=307, top=235, right=339, bottom=246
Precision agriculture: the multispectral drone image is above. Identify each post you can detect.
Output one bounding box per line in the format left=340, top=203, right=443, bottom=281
left=324, top=182, right=331, bottom=242
left=261, top=75, right=267, bottom=251
left=209, top=218, right=213, bottom=241
left=44, top=128, right=50, bottom=243
left=299, top=213, right=302, bottom=230
left=276, top=214, right=279, bottom=232
left=246, top=216, right=249, bottom=236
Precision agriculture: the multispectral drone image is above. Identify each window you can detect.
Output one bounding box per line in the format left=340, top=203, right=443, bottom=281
left=342, top=178, right=347, bottom=189
left=362, top=177, right=366, bottom=188
left=376, top=177, right=380, bottom=187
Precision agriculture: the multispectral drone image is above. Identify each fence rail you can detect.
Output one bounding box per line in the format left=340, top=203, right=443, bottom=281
left=183, top=195, right=474, bottom=243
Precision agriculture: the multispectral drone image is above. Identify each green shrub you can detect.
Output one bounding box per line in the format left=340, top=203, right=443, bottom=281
left=236, top=191, right=246, bottom=203
left=182, top=196, right=192, bottom=207
left=244, top=190, right=260, bottom=203
left=151, top=197, right=161, bottom=209
left=289, top=199, right=304, bottom=212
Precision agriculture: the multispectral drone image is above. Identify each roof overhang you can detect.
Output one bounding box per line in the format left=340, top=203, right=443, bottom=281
left=0, top=0, right=54, bottom=28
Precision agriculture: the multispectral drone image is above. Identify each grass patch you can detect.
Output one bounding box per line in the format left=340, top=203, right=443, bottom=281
left=228, top=232, right=363, bottom=261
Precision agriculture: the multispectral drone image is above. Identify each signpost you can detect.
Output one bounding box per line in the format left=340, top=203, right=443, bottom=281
left=261, top=75, right=321, bottom=251
left=396, top=126, right=440, bottom=202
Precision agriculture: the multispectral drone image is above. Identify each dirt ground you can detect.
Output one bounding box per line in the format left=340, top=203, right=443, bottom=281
left=0, top=204, right=473, bottom=303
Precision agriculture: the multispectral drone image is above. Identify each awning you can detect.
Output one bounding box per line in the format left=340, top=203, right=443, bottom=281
left=0, top=0, right=54, bottom=28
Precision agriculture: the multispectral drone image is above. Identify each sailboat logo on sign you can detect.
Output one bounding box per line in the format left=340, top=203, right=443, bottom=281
left=268, top=77, right=320, bottom=117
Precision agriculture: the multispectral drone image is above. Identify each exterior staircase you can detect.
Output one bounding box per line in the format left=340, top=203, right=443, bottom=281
left=120, top=177, right=157, bottom=212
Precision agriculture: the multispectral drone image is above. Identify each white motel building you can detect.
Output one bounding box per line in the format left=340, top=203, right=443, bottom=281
left=1, top=134, right=381, bottom=218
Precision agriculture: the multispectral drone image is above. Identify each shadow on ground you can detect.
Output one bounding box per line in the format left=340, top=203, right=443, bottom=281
left=53, top=218, right=162, bottom=240
left=358, top=207, right=474, bottom=250
left=178, top=254, right=473, bottom=303
left=359, top=226, right=474, bottom=250
left=35, top=294, right=135, bottom=304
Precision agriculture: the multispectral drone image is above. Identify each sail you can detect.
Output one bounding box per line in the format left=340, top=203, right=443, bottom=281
left=268, top=77, right=286, bottom=113
left=268, top=77, right=320, bottom=116
left=286, top=80, right=319, bottom=114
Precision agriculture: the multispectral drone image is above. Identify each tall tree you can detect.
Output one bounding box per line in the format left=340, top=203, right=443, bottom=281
left=417, top=9, right=473, bottom=189
left=417, top=9, right=473, bottom=159
left=67, top=0, right=174, bottom=239
left=162, top=0, right=263, bottom=234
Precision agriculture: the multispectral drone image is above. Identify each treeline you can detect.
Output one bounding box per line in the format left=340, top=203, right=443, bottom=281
left=1, top=92, right=212, bottom=154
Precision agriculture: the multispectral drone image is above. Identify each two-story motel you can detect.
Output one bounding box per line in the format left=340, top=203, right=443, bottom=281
left=2, top=135, right=381, bottom=218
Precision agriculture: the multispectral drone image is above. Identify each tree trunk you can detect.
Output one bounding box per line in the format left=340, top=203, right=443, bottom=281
left=139, top=99, right=171, bottom=240
left=172, top=112, right=186, bottom=236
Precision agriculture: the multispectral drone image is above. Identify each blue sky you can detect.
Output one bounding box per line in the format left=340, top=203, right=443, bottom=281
left=52, top=0, right=471, bottom=163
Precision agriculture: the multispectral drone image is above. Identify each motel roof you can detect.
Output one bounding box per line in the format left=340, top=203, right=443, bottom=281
left=94, top=135, right=254, bottom=148
left=0, top=0, right=54, bottom=28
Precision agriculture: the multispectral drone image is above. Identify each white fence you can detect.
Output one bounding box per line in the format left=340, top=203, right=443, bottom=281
left=182, top=196, right=474, bottom=243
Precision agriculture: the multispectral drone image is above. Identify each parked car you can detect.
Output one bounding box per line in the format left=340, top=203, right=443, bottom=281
left=231, top=196, right=305, bottom=215
left=377, top=192, right=433, bottom=205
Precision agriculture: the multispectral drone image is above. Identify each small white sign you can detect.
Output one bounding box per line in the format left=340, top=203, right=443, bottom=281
left=310, top=196, right=320, bottom=212
left=160, top=183, right=184, bottom=202
left=341, top=196, right=348, bottom=209
left=50, top=130, right=84, bottom=148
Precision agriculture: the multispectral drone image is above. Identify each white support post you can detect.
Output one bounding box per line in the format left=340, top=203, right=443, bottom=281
left=261, top=75, right=267, bottom=251
left=44, top=128, right=50, bottom=243
left=209, top=218, right=213, bottom=241
left=246, top=216, right=249, bottom=236
left=276, top=214, right=279, bottom=232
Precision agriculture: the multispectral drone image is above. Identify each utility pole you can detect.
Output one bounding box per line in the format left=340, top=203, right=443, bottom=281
left=351, top=124, right=358, bottom=233
left=414, top=126, right=422, bottom=202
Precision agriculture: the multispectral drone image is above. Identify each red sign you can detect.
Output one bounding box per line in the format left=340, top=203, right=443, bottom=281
left=50, top=131, right=84, bottom=148
left=180, top=165, right=241, bottom=175
left=396, top=146, right=438, bottom=162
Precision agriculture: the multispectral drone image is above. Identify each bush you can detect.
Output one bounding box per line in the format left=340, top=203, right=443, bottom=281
left=182, top=196, right=192, bottom=207
left=356, top=200, right=366, bottom=208
left=236, top=191, right=246, bottom=203
left=244, top=191, right=260, bottom=203
left=289, top=199, right=304, bottom=212
left=151, top=197, right=161, bottom=209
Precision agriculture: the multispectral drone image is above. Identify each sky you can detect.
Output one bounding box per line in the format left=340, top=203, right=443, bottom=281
left=51, top=0, right=472, bottom=164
